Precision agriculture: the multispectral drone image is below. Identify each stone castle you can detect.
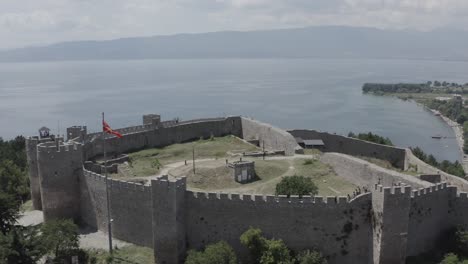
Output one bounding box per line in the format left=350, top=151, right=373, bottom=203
left=25, top=114, right=468, bottom=264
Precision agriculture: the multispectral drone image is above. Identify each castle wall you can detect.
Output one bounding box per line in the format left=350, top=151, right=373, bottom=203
left=37, top=142, right=83, bottom=222
left=241, top=117, right=299, bottom=156
left=449, top=192, right=468, bottom=230
left=84, top=117, right=243, bottom=161
left=152, top=177, right=187, bottom=264
left=32, top=116, right=468, bottom=264
left=405, top=149, right=468, bottom=192
left=289, top=130, right=407, bottom=169
left=80, top=170, right=153, bottom=247
left=320, top=153, right=431, bottom=189
left=185, top=192, right=373, bottom=264
left=372, top=186, right=412, bottom=264
left=67, top=126, right=87, bottom=142
left=406, top=184, right=455, bottom=257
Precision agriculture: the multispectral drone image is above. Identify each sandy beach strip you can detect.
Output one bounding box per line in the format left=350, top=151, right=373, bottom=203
left=428, top=108, right=468, bottom=173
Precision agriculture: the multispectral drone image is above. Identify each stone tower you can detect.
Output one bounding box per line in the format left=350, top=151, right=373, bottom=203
left=152, top=176, right=187, bottom=264
left=143, top=114, right=161, bottom=128
left=372, top=185, right=412, bottom=264
left=66, top=125, right=87, bottom=142
left=25, top=137, right=43, bottom=210
left=37, top=141, right=83, bottom=222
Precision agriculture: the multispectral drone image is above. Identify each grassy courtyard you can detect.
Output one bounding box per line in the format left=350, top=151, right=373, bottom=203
left=112, top=136, right=357, bottom=196
left=114, top=135, right=260, bottom=178
left=170, top=157, right=357, bottom=196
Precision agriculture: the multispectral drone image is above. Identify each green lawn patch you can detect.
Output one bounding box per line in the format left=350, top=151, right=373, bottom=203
left=115, top=136, right=259, bottom=178
left=291, top=158, right=357, bottom=196
left=87, top=245, right=154, bottom=264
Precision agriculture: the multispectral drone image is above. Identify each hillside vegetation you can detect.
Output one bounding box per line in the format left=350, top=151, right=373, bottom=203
left=363, top=81, right=468, bottom=95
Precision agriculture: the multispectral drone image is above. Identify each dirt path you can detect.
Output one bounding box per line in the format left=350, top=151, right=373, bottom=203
left=196, top=157, right=310, bottom=194
left=133, top=158, right=216, bottom=184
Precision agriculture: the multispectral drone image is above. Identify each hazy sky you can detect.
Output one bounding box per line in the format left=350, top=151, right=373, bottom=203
left=1, top=0, right=468, bottom=49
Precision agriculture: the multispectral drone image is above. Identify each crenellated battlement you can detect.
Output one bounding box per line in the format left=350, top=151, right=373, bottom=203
left=411, top=182, right=452, bottom=197
left=114, top=125, right=153, bottom=135
left=187, top=190, right=365, bottom=206
left=83, top=169, right=107, bottom=182
left=374, top=184, right=413, bottom=196
left=152, top=175, right=187, bottom=188
left=37, top=141, right=82, bottom=153
left=83, top=169, right=150, bottom=192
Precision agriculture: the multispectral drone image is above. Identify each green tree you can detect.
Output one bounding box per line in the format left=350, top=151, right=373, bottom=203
left=0, top=136, right=27, bottom=169
left=427, top=155, right=438, bottom=167
left=0, top=160, right=29, bottom=202
left=276, top=176, right=318, bottom=198
left=348, top=132, right=393, bottom=146
left=456, top=229, right=468, bottom=257
left=296, top=250, right=328, bottom=264
left=240, top=227, right=267, bottom=263
left=185, top=241, right=237, bottom=264
left=0, top=225, right=45, bottom=264
left=458, top=115, right=467, bottom=125
left=441, top=253, right=461, bottom=264
left=41, top=219, right=80, bottom=259
left=0, top=192, right=20, bottom=234
left=259, top=239, right=292, bottom=264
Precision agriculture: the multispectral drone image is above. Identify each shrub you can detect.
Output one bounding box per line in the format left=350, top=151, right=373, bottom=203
left=185, top=241, right=237, bottom=264
left=441, top=253, right=461, bottom=264
left=240, top=227, right=267, bottom=263
left=347, top=132, right=393, bottom=146
left=240, top=228, right=328, bottom=264
left=0, top=225, right=45, bottom=263
left=259, top=239, right=292, bottom=264
left=41, top=219, right=79, bottom=259
left=296, top=250, right=328, bottom=264
left=276, top=176, right=318, bottom=198
left=151, top=158, right=161, bottom=168
left=456, top=228, right=468, bottom=257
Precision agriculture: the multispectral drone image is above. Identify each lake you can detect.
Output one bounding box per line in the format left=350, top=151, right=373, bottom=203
left=0, top=58, right=466, bottom=162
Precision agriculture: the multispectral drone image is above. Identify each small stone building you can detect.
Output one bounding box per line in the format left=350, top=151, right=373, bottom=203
left=228, top=161, right=255, bottom=183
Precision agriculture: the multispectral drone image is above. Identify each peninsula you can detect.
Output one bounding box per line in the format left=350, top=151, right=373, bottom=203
left=363, top=81, right=468, bottom=174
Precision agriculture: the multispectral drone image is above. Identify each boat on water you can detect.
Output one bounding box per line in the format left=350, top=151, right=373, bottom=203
left=432, top=135, right=442, bottom=139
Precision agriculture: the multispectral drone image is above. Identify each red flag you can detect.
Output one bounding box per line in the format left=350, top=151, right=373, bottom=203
left=103, top=120, right=123, bottom=138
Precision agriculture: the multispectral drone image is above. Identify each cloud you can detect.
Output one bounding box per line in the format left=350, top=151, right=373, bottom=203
left=0, top=11, right=56, bottom=31
left=1, top=0, right=468, bottom=49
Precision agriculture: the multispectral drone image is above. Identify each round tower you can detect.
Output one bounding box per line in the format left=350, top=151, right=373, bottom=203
left=25, top=137, right=42, bottom=210
left=37, top=141, right=83, bottom=222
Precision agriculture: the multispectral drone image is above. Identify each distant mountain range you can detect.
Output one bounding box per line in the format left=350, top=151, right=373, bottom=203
left=1, top=26, right=468, bottom=62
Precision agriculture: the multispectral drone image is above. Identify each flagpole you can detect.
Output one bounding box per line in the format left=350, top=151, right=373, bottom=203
left=103, top=112, right=113, bottom=254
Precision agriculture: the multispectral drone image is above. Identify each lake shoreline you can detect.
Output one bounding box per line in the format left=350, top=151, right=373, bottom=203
left=425, top=108, right=468, bottom=172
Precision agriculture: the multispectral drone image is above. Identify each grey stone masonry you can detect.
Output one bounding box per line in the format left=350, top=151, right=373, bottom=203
left=26, top=114, right=468, bottom=264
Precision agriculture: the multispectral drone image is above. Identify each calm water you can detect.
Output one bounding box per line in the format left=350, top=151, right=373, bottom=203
left=0, top=58, right=466, bottom=162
